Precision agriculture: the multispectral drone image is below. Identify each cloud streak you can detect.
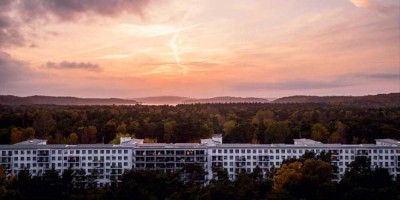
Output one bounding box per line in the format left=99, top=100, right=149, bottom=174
left=234, top=80, right=352, bottom=91
left=46, top=61, right=101, bottom=71
left=234, top=72, right=399, bottom=92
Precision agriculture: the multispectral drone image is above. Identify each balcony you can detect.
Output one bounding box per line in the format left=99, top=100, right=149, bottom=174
left=93, top=159, right=104, bottom=163
left=68, top=158, right=80, bottom=163
left=235, top=156, right=246, bottom=162
left=356, top=151, right=369, bottom=156
left=38, top=150, right=49, bottom=157
left=38, top=157, right=49, bottom=163
left=1, top=158, right=11, bottom=163
left=258, top=156, right=269, bottom=162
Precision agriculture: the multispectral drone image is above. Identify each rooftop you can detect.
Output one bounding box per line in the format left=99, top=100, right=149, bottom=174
left=293, top=139, right=323, bottom=145
left=3, top=138, right=398, bottom=149
left=375, top=139, right=400, bottom=147
left=14, top=139, right=47, bottom=145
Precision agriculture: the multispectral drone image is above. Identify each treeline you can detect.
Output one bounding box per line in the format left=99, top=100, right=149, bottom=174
left=0, top=154, right=398, bottom=199
left=0, top=103, right=399, bottom=145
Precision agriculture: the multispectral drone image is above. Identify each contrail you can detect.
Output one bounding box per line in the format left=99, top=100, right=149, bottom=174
left=168, top=11, right=192, bottom=74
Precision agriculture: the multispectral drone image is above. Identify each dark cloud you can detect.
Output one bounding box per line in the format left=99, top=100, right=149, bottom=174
left=0, top=1, right=23, bottom=47
left=337, top=72, right=400, bottom=81
left=18, top=0, right=151, bottom=21
left=46, top=61, right=101, bottom=71
left=0, top=51, right=36, bottom=86
left=360, top=73, right=400, bottom=80
left=234, top=80, right=351, bottom=91
left=0, top=0, right=13, bottom=12
left=0, top=14, right=25, bottom=47
left=0, top=0, right=151, bottom=48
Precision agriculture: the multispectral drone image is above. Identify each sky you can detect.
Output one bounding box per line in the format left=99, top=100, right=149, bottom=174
left=0, top=0, right=399, bottom=98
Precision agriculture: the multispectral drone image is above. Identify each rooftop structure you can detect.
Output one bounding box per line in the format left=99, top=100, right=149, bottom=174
left=293, top=138, right=322, bottom=145
left=14, top=139, right=47, bottom=145
left=120, top=137, right=144, bottom=145
left=201, top=134, right=222, bottom=145
left=375, top=139, right=400, bottom=147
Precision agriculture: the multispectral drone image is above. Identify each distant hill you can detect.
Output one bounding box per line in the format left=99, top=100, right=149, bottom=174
left=273, top=93, right=400, bottom=106
left=132, top=96, right=192, bottom=105
left=0, top=95, right=138, bottom=105
left=183, top=96, right=269, bottom=104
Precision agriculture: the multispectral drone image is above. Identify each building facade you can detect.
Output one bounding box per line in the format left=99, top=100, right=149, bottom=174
left=1, top=137, right=399, bottom=186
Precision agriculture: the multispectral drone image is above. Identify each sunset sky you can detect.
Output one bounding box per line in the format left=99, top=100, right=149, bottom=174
left=1, top=0, right=399, bottom=98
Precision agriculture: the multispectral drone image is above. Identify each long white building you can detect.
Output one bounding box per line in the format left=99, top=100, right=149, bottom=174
left=0, top=136, right=399, bottom=186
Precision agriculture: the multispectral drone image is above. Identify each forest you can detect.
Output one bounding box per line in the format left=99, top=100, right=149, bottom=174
left=0, top=152, right=398, bottom=199
left=0, top=103, right=399, bottom=145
